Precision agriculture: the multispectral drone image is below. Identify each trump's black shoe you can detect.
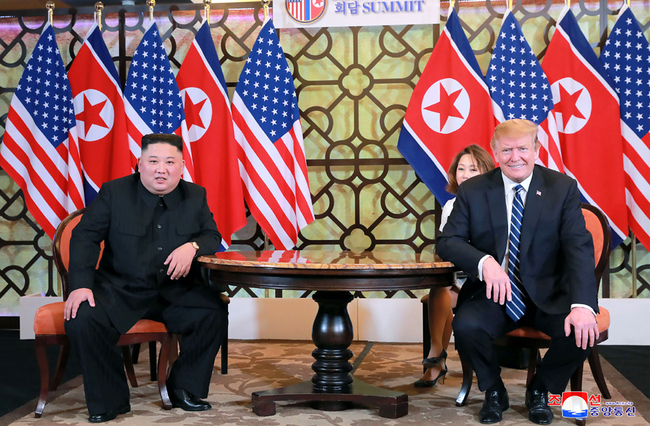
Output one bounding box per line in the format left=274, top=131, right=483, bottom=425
left=478, top=388, right=509, bottom=424
left=169, top=388, right=212, bottom=411
left=88, top=403, right=130, bottom=423
left=526, top=389, right=554, bottom=425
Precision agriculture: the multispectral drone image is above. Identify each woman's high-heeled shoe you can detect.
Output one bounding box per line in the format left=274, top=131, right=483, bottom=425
left=414, top=366, right=448, bottom=388
left=414, top=349, right=448, bottom=388
left=422, top=349, right=447, bottom=370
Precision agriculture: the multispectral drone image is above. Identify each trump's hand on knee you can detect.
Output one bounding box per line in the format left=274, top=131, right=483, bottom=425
left=482, top=258, right=510, bottom=305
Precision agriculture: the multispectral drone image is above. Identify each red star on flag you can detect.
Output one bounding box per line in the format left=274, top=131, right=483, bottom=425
left=554, top=85, right=585, bottom=122
left=424, top=85, right=464, bottom=129
left=184, top=92, right=207, bottom=132
left=76, top=94, right=108, bottom=136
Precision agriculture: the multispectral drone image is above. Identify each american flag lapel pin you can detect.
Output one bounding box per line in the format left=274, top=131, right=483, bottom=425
left=536, top=190, right=542, bottom=196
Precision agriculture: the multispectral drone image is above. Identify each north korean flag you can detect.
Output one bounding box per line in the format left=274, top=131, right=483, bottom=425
left=543, top=7, right=628, bottom=245
left=398, top=7, right=494, bottom=205
left=69, top=23, right=131, bottom=204
left=177, top=22, right=246, bottom=249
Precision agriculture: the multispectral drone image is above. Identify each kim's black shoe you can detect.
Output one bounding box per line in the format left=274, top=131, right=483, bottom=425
left=526, top=389, right=554, bottom=425
left=88, top=403, right=130, bottom=423
left=478, top=388, right=509, bottom=424
left=169, top=388, right=212, bottom=411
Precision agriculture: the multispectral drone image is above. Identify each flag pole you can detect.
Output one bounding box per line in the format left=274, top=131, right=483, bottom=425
left=631, top=232, right=637, bottom=298
left=46, top=1, right=54, bottom=25
left=204, top=0, right=211, bottom=25
left=262, top=0, right=270, bottom=21
left=147, top=0, right=155, bottom=22
left=95, top=2, right=103, bottom=30
left=261, top=0, right=270, bottom=251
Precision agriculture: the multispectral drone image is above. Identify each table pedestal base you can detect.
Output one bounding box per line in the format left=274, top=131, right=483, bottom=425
left=252, top=377, right=408, bottom=418
left=251, top=291, right=408, bottom=418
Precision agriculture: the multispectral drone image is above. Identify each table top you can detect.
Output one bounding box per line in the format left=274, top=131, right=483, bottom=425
left=199, top=250, right=454, bottom=270
left=199, top=250, right=455, bottom=292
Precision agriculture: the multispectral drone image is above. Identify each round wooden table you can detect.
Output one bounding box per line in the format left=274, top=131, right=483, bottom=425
left=199, top=250, right=455, bottom=419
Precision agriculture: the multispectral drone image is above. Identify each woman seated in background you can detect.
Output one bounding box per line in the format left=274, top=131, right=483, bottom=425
left=415, top=144, right=495, bottom=388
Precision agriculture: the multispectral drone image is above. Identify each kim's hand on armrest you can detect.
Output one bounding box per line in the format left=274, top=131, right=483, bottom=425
left=64, top=288, right=95, bottom=320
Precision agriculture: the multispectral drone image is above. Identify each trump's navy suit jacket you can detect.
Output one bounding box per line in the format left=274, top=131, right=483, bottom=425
left=68, top=173, right=222, bottom=334
left=437, top=165, right=598, bottom=315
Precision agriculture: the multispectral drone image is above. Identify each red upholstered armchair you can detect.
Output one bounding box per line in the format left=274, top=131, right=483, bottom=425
left=33, top=208, right=174, bottom=417
left=454, top=203, right=612, bottom=426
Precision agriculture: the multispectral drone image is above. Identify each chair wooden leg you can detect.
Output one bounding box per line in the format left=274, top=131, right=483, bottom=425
left=34, top=338, right=50, bottom=418
left=221, top=326, right=228, bottom=374
left=122, top=346, right=139, bottom=388
left=158, top=334, right=173, bottom=410
left=525, top=349, right=539, bottom=388
left=456, top=354, right=473, bottom=406
left=49, top=341, right=70, bottom=391
left=131, top=343, right=141, bottom=364
left=422, top=299, right=430, bottom=374
left=149, top=341, right=157, bottom=381
left=587, top=345, right=611, bottom=399
left=169, top=335, right=179, bottom=367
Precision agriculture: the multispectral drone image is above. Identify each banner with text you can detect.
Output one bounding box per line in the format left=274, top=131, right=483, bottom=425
left=273, top=0, right=439, bottom=29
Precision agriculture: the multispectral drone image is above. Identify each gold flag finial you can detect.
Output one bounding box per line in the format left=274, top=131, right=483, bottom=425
left=262, top=0, right=270, bottom=21
left=147, top=0, right=156, bottom=22
left=508, top=0, right=513, bottom=11
left=95, top=2, right=104, bottom=30
left=46, top=1, right=55, bottom=25
left=204, top=0, right=211, bottom=25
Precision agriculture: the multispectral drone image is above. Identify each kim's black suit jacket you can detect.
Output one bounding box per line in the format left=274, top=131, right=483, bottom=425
left=437, top=165, right=598, bottom=315
left=68, top=173, right=223, bottom=334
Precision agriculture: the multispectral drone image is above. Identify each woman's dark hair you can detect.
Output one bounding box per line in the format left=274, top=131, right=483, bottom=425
left=446, top=144, right=495, bottom=195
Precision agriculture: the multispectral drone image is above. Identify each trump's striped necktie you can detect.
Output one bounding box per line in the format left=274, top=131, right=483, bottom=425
left=506, top=184, right=527, bottom=321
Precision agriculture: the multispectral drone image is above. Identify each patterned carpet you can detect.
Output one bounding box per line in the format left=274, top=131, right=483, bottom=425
left=3, top=341, right=649, bottom=425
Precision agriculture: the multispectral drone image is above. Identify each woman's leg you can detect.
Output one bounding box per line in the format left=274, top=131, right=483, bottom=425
left=422, top=287, right=452, bottom=381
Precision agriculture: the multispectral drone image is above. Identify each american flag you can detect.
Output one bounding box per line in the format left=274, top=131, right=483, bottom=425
left=232, top=18, right=314, bottom=250
left=0, top=22, right=84, bottom=239
left=286, top=0, right=307, bottom=21
left=600, top=4, right=650, bottom=250
left=123, top=22, right=188, bottom=174
left=398, top=7, right=494, bottom=205
left=542, top=7, right=628, bottom=246
left=486, top=10, right=563, bottom=172
left=177, top=22, right=247, bottom=250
